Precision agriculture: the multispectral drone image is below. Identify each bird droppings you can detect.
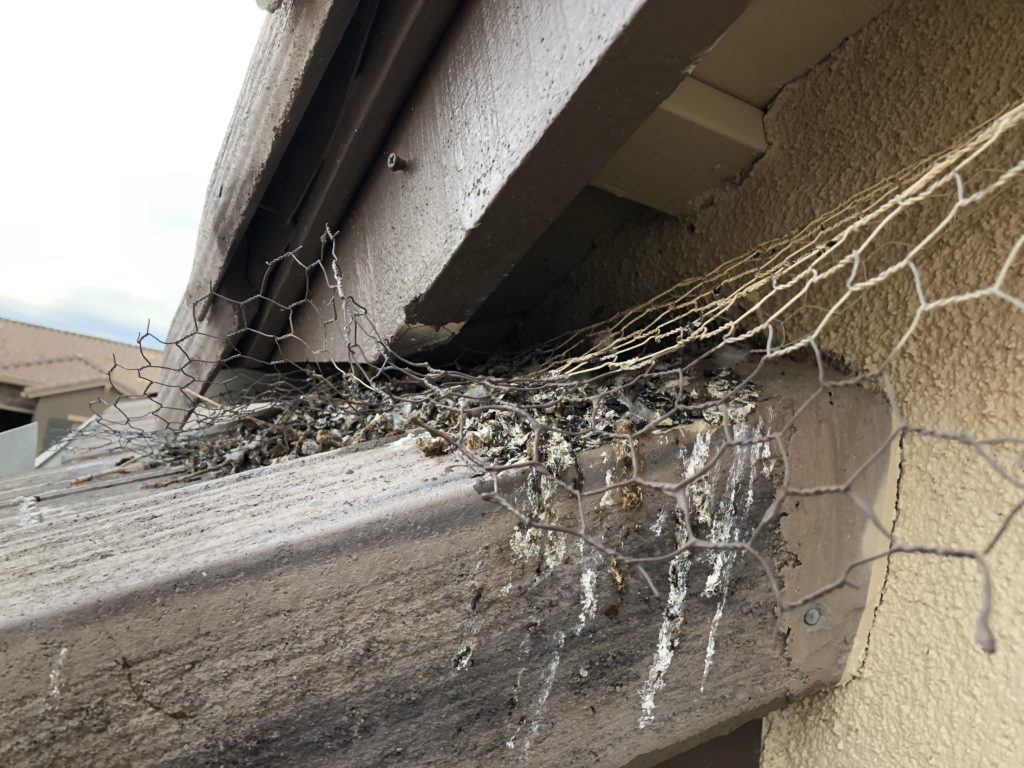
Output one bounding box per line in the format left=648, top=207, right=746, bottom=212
left=497, top=396, right=776, bottom=737
left=48, top=647, right=68, bottom=699
left=520, top=630, right=566, bottom=755
left=638, top=419, right=771, bottom=724
left=701, top=599, right=727, bottom=695
left=578, top=568, right=598, bottom=626
left=650, top=506, right=670, bottom=536
left=16, top=496, right=42, bottom=527
left=639, top=556, right=692, bottom=729
left=453, top=646, right=474, bottom=671
left=72, top=322, right=808, bottom=752
left=511, top=553, right=604, bottom=754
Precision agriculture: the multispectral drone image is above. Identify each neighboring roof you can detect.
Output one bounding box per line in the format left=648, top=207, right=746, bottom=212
left=0, top=318, right=163, bottom=398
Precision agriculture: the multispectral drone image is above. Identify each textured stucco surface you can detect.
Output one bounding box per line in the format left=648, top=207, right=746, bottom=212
left=521, top=0, right=1024, bottom=765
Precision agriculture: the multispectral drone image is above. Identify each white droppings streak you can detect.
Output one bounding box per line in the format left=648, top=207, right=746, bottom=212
left=638, top=556, right=692, bottom=728
left=509, top=469, right=568, bottom=575
left=505, top=666, right=528, bottom=749
left=16, top=496, right=43, bottom=527
left=521, top=631, right=565, bottom=754
left=650, top=506, right=669, bottom=536
left=599, top=468, right=617, bottom=511
left=513, top=558, right=600, bottom=753
left=701, top=598, right=726, bottom=693
left=578, top=568, right=597, bottom=626
left=598, top=489, right=617, bottom=510
left=541, top=531, right=567, bottom=574
left=747, top=419, right=767, bottom=510
left=48, top=647, right=68, bottom=698
left=701, top=447, right=743, bottom=598
left=635, top=429, right=716, bottom=728
left=510, top=527, right=541, bottom=562
left=700, top=422, right=764, bottom=691
left=510, top=470, right=543, bottom=562
left=682, top=430, right=714, bottom=526
left=761, top=409, right=777, bottom=478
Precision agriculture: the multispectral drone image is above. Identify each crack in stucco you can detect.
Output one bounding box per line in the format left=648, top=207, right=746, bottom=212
left=855, top=432, right=905, bottom=678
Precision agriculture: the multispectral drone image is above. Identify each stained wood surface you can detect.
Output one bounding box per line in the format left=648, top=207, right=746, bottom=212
left=284, top=0, right=752, bottom=360
left=157, top=0, right=358, bottom=423
left=0, top=361, right=894, bottom=766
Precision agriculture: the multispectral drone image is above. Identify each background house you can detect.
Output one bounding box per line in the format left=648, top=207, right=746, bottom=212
left=0, top=318, right=161, bottom=452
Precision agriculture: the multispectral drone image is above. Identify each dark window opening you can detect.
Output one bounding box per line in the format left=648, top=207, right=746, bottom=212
left=0, top=409, right=33, bottom=432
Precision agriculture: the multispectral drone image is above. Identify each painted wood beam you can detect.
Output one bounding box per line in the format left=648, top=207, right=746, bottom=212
left=172, top=0, right=358, bottom=318
left=154, top=0, right=359, bottom=425
left=154, top=0, right=458, bottom=424
left=1, top=360, right=896, bottom=766
left=279, top=0, right=753, bottom=361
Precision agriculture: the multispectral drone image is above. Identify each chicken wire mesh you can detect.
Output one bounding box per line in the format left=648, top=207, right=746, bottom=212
left=77, top=99, right=1024, bottom=658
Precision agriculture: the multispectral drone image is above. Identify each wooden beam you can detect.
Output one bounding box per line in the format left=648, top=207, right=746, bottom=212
left=592, top=76, right=767, bottom=215
left=170, top=0, right=358, bottom=322
left=281, top=0, right=752, bottom=361
left=155, top=0, right=459, bottom=422
left=1, top=360, right=895, bottom=766
left=155, top=0, right=359, bottom=424
left=232, top=0, right=461, bottom=365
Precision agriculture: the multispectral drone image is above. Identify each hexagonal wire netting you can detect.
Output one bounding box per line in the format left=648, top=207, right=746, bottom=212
left=80, top=101, right=1023, bottom=686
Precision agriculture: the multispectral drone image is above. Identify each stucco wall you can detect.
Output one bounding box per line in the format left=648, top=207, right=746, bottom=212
left=521, top=0, right=1024, bottom=764
left=33, top=387, right=105, bottom=450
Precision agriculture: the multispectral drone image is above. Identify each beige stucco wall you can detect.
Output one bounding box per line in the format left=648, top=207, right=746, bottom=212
left=33, top=387, right=106, bottom=451
left=522, top=0, right=1024, bottom=764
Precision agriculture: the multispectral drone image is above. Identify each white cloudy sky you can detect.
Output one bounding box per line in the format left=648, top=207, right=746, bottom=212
left=0, top=2, right=265, bottom=343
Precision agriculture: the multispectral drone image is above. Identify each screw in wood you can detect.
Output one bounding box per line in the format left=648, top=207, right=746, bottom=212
left=387, top=152, right=409, bottom=172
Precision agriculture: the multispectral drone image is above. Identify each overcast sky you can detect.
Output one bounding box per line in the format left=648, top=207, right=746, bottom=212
left=0, top=2, right=265, bottom=344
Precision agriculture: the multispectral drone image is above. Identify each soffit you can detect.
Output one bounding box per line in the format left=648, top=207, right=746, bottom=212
left=592, top=0, right=888, bottom=215
left=692, top=0, right=890, bottom=108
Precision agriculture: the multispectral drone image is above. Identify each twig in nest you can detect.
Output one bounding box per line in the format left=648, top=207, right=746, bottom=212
left=142, top=464, right=222, bottom=489
left=71, top=456, right=140, bottom=485
left=184, top=388, right=292, bottom=433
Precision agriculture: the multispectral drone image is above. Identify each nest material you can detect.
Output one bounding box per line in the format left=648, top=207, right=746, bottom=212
left=151, top=353, right=758, bottom=484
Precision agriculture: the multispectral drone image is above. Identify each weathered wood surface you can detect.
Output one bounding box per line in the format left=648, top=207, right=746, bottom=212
left=234, top=0, right=461, bottom=367
left=157, top=0, right=459, bottom=422
left=172, top=0, right=357, bottom=320
left=279, top=0, right=752, bottom=360
left=0, top=453, right=175, bottom=527
left=155, top=0, right=750, bottom=414
left=156, top=0, right=359, bottom=424
left=0, top=362, right=894, bottom=767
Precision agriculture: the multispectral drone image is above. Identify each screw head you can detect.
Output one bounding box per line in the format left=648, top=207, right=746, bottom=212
left=387, top=152, right=408, bottom=172
left=803, top=606, right=822, bottom=626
